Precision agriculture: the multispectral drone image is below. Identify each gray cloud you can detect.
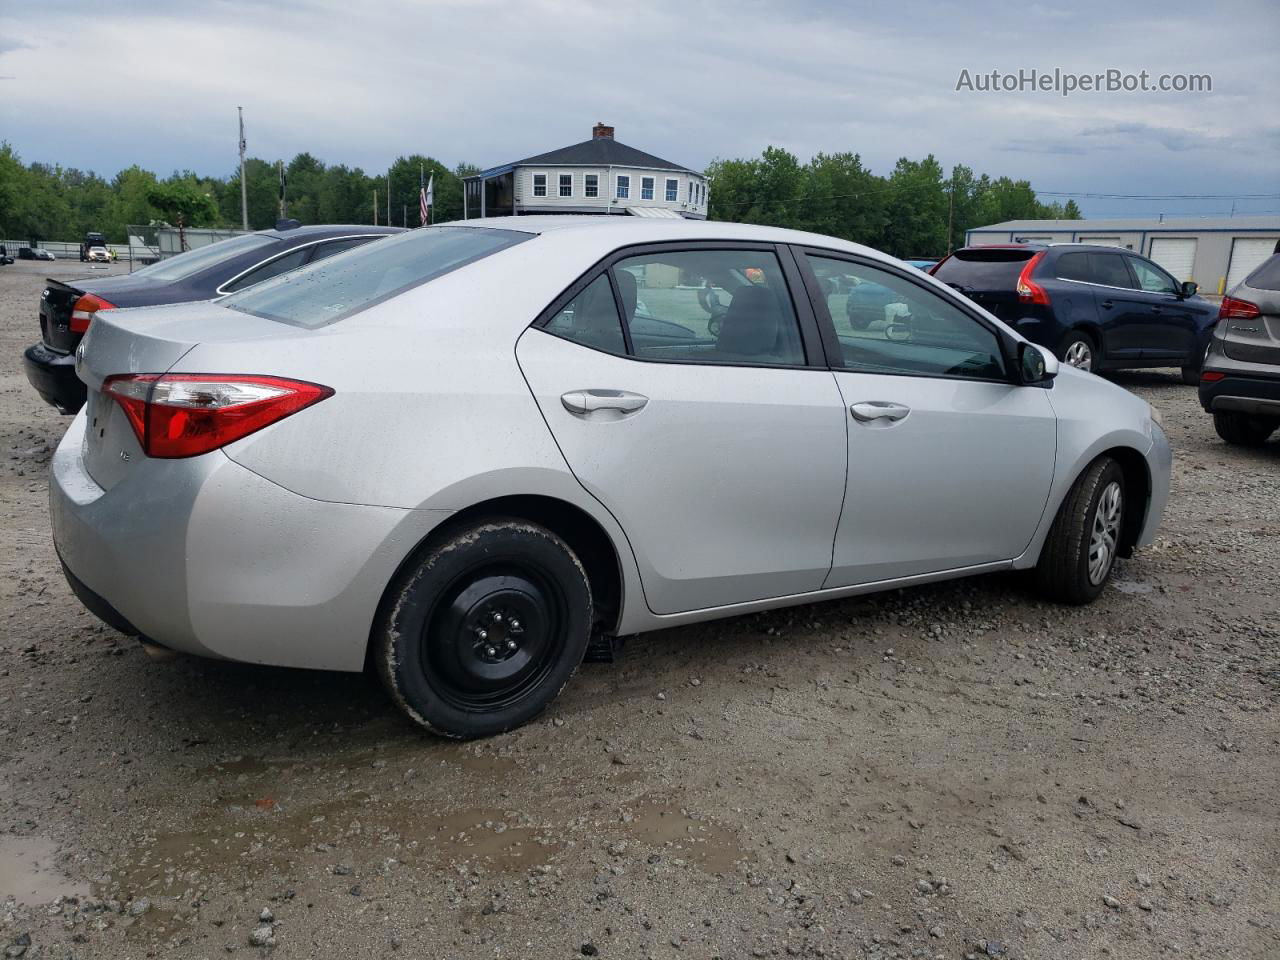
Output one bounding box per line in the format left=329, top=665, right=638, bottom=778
left=0, top=0, right=1276, bottom=217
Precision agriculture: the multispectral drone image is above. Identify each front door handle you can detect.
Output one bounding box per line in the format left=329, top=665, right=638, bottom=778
left=1150, top=305, right=1163, bottom=314
left=850, top=401, right=910, bottom=422
left=1099, top=299, right=1115, bottom=310
left=561, top=389, right=649, bottom=416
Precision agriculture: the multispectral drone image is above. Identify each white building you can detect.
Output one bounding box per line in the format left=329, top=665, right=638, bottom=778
left=463, top=123, right=708, bottom=220
left=965, top=216, right=1280, bottom=295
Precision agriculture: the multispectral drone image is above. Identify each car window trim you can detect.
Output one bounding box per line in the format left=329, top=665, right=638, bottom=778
left=214, top=234, right=387, bottom=296
left=1125, top=255, right=1180, bottom=297
left=531, top=239, right=828, bottom=372
left=790, top=244, right=1019, bottom=385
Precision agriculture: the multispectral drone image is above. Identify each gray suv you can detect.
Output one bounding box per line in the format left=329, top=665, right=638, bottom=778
left=1199, top=252, right=1280, bottom=445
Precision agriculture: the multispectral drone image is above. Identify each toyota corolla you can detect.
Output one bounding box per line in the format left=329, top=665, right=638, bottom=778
left=50, top=218, right=1171, bottom=738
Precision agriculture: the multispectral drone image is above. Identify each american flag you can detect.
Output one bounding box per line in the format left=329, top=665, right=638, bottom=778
left=420, top=172, right=434, bottom=226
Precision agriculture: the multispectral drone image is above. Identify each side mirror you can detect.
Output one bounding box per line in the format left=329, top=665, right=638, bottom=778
left=1017, top=341, right=1058, bottom=385
left=1180, top=280, right=1198, bottom=298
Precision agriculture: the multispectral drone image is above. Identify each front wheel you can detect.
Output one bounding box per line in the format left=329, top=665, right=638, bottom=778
left=1213, top=411, right=1277, bottom=446
left=375, top=519, right=593, bottom=738
left=1034, top=457, right=1125, bottom=604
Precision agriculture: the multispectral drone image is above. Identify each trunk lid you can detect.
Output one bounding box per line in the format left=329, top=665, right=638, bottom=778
left=1222, top=283, right=1280, bottom=366
left=39, top=280, right=84, bottom=352
left=78, top=301, right=309, bottom=489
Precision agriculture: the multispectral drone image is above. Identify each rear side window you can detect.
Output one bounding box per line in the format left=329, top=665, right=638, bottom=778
left=1090, top=253, right=1136, bottom=289
left=1245, top=254, right=1280, bottom=291
left=221, top=246, right=310, bottom=293
left=544, top=275, right=627, bottom=354
left=224, top=226, right=529, bottom=327
left=1055, top=252, right=1091, bottom=283
left=931, top=248, right=1037, bottom=289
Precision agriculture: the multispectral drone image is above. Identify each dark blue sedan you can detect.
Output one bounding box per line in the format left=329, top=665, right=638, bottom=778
left=24, top=223, right=402, bottom=413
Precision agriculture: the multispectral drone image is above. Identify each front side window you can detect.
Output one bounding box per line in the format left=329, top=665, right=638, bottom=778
left=584, top=174, right=599, bottom=198
left=225, top=226, right=529, bottom=328
left=665, top=178, right=678, bottom=202
left=559, top=173, right=573, bottom=198
left=616, top=175, right=630, bottom=199
left=612, top=249, right=805, bottom=365
left=532, top=173, right=547, bottom=197
left=1090, top=252, right=1135, bottom=289
left=806, top=254, right=1005, bottom=381
left=1128, top=257, right=1178, bottom=294
left=641, top=176, right=655, bottom=200
left=543, top=274, right=626, bottom=354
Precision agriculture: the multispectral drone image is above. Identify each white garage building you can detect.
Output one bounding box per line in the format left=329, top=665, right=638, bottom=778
left=964, top=216, right=1280, bottom=295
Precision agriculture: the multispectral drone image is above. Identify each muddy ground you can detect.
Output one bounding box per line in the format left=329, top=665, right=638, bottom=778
left=0, top=259, right=1276, bottom=960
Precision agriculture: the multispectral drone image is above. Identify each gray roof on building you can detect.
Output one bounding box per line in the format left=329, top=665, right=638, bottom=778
left=969, top=215, right=1280, bottom=233
left=470, top=137, right=697, bottom=180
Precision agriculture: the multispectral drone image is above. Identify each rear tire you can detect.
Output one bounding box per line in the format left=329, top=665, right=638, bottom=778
left=1213, top=411, right=1277, bottom=447
left=1057, top=331, right=1098, bottom=372
left=375, top=519, right=593, bottom=738
left=1034, top=457, right=1125, bottom=605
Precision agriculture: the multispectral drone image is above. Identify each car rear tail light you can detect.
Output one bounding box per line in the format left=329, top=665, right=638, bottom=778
left=1218, top=296, right=1260, bottom=320
left=103, top=374, right=333, bottom=458
left=1200, top=370, right=1225, bottom=382
left=69, top=293, right=116, bottom=333
left=1016, top=252, right=1050, bottom=305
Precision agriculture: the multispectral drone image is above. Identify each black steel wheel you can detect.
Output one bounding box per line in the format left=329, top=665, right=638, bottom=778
left=376, top=520, right=592, bottom=738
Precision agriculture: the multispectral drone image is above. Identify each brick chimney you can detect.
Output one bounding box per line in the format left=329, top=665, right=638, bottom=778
left=592, top=122, right=614, bottom=140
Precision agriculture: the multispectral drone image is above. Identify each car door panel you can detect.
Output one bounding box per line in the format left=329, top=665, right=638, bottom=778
left=1127, top=256, right=1195, bottom=359
left=826, top=372, right=1056, bottom=586
left=516, top=328, right=848, bottom=615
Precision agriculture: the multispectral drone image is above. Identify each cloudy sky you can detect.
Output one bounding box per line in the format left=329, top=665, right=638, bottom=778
left=2, top=0, right=1276, bottom=217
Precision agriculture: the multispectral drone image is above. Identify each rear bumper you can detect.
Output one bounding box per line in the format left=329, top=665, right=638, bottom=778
left=23, top=342, right=86, bottom=413
left=50, top=413, right=450, bottom=672
left=1199, top=372, right=1280, bottom=415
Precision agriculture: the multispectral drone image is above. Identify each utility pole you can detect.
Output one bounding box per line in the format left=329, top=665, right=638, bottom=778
left=237, top=107, right=248, bottom=231
left=278, top=160, right=287, bottom=220
left=946, top=170, right=955, bottom=256
left=373, top=190, right=378, bottom=225
left=386, top=174, right=391, bottom=229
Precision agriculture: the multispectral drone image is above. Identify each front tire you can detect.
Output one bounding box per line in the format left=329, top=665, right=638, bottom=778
left=1034, top=457, right=1125, bottom=604
left=375, top=519, right=592, bottom=738
left=1213, top=411, right=1277, bottom=446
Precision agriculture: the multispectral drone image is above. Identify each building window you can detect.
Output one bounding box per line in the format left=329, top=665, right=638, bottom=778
left=688, top=182, right=694, bottom=204
left=584, top=174, right=599, bottom=198
left=532, top=173, right=547, bottom=198
left=616, top=175, right=630, bottom=199
left=665, top=178, right=678, bottom=202
left=559, top=173, right=573, bottom=198
left=641, top=176, right=655, bottom=200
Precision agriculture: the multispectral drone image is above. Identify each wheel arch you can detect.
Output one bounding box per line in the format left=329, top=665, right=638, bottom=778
left=365, top=494, right=627, bottom=668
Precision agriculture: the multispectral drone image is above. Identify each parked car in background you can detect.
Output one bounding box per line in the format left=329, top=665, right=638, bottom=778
left=23, top=223, right=402, bottom=413
left=931, top=243, right=1216, bottom=382
left=86, top=246, right=112, bottom=263
left=50, top=217, right=1170, bottom=739
left=904, top=259, right=937, bottom=271
left=1200, top=253, right=1280, bottom=446
left=80, top=232, right=108, bottom=262
left=18, top=246, right=56, bottom=261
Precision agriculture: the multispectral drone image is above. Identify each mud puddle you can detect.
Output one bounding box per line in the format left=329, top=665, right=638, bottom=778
left=0, top=835, right=89, bottom=905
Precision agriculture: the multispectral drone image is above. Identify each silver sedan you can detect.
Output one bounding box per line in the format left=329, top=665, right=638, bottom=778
left=50, top=218, right=1171, bottom=738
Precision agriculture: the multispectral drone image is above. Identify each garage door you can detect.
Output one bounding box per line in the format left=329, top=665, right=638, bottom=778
left=1080, top=236, right=1123, bottom=247
left=1226, top=237, right=1278, bottom=290
left=1148, top=238, right=1197, bottom=281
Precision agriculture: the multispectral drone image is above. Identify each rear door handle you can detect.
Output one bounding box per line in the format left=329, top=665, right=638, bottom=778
left=1099, top=300, right=1114, bottom=310
left=561, top=389, right=648, bottom=415
left=850, top=401, right=910, bottom=422
left=1150, top=305, right=1163, bottom=314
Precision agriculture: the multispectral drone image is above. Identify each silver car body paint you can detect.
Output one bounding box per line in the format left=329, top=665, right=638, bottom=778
left=50, top=216, right=1171, bottom=672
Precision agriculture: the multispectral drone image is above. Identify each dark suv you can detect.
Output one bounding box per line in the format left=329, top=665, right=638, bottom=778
left=1199, top=253, right=1280, bottom=446
left=931, top=243, right=1217, bottom=382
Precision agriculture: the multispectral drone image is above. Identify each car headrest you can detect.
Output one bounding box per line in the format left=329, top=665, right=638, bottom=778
left=716, top=286, right=781, bottom=357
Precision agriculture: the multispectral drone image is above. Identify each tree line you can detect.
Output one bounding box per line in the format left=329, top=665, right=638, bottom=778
left=1, top=141, right=1078, bottom=256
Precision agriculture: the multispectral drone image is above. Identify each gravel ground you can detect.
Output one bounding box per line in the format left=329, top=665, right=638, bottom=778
left=1, top=259, right=1277, bottom=960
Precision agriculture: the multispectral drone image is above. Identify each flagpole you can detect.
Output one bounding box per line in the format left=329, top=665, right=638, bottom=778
left=237, top=107, right=248, bottom=231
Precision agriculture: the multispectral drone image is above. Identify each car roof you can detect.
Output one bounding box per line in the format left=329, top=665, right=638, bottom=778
left=449, top=215, right=905, bottom=267
left=957, top=242, right=1136, bottom=254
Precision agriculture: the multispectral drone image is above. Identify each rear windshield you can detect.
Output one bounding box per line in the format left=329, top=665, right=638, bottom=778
left=931, top=248, right=1037, bottom=289
left=1245, top=253, right=1280, bottom=291
left=131, top=234, right=277, bottom=282
left=223, top=226, right=530, bottom=327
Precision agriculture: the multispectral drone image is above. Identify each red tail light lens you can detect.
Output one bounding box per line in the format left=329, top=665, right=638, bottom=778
left=69, top=293, right=116, bottom=333
left=1016, top=252, right=1050, bottom=305
left=103, top=374, right=333, bottom=458
left=1218, top=296, right=1260, bottom=320
left=1200, top=370, right=1225, bottom=382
